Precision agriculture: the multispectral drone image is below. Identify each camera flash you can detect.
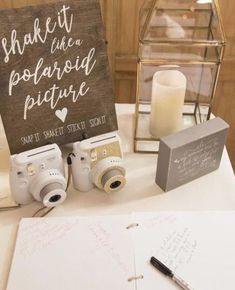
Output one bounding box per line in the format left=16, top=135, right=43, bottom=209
left=91, top=150, right=97, bottom=161
left=27, top=163, right=36, bottom=176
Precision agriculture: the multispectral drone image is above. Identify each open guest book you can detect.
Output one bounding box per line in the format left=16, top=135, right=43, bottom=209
left=7, top=212, right=235, bottom=290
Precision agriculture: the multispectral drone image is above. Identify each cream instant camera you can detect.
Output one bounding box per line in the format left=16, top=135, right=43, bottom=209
left=10, top=144, right=67, bottom=207
left=71, top=132, right=126, bottom=193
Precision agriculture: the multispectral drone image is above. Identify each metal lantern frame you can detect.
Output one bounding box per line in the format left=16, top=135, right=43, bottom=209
left=134, top=0, right=226, bottom=154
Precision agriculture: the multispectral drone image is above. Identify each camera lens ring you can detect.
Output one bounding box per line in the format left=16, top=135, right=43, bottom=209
left=91, top=156, right=126, bottom=192
left=40, top=182, right=67, bottom=207
left=29, top=169, right=67, bottom=207
left=101, top=169, right=126, bottom=193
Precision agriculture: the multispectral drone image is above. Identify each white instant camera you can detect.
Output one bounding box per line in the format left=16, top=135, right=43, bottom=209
left=9, top=144, right=67, bottom=207
left=71, top=132, right=126, bottom=193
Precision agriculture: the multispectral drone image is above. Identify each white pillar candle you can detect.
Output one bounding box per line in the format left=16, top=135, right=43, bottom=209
left=149, top=70, right=187, bottom=138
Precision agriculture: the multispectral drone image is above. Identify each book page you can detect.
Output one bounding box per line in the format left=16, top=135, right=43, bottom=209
left=132, top=212, right=235, bottom=290
left=7, top=216, right=135, bottom=290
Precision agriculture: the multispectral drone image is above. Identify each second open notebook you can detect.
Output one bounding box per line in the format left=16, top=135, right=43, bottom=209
left=7, top=212, right=235, bottom=290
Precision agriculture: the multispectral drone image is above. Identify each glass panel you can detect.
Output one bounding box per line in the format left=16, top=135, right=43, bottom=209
left=136, top=0, right=223, bottom=153
left=140, top=0, right=224, bottom=43
left=135, top=64, right=217, bottom=141
left=139, top=43, right=221, bottom=62
left=138, top=64, right=217, bottom=104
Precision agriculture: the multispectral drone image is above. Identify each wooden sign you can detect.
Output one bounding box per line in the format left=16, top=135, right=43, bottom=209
left=156, top=118, right=229, bottom=192
left=0, top=0, right=117, bottom=154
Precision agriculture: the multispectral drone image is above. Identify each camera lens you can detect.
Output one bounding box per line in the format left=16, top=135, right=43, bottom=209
left=110, top=180, right=121, bottom=189
left=40, top=182, right=66, bottom=207
left=101, top=169, right=126, bottom=193
left=49, top=194, right=61, bottom=203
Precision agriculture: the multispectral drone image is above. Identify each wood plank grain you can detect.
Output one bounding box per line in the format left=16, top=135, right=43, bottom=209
left=0, top=0, right=117, bottom=154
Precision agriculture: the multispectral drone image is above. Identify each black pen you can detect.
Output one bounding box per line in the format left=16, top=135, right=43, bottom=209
left=150, top=256, right=193, bottom=290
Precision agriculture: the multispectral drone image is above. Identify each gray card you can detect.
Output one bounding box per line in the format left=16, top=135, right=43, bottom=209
left=156, top=117, right=229, bottom=192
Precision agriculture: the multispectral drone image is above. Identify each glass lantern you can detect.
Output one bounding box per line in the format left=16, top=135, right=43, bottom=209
left=134, top=0, right=226, bottom=153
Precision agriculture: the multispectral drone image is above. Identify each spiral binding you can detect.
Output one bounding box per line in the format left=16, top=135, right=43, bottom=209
left=128, top=275, right=144, bottom=282
left=126, top=223, right=139, bottom=229
left=126, top=223, right=143, bottom=282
